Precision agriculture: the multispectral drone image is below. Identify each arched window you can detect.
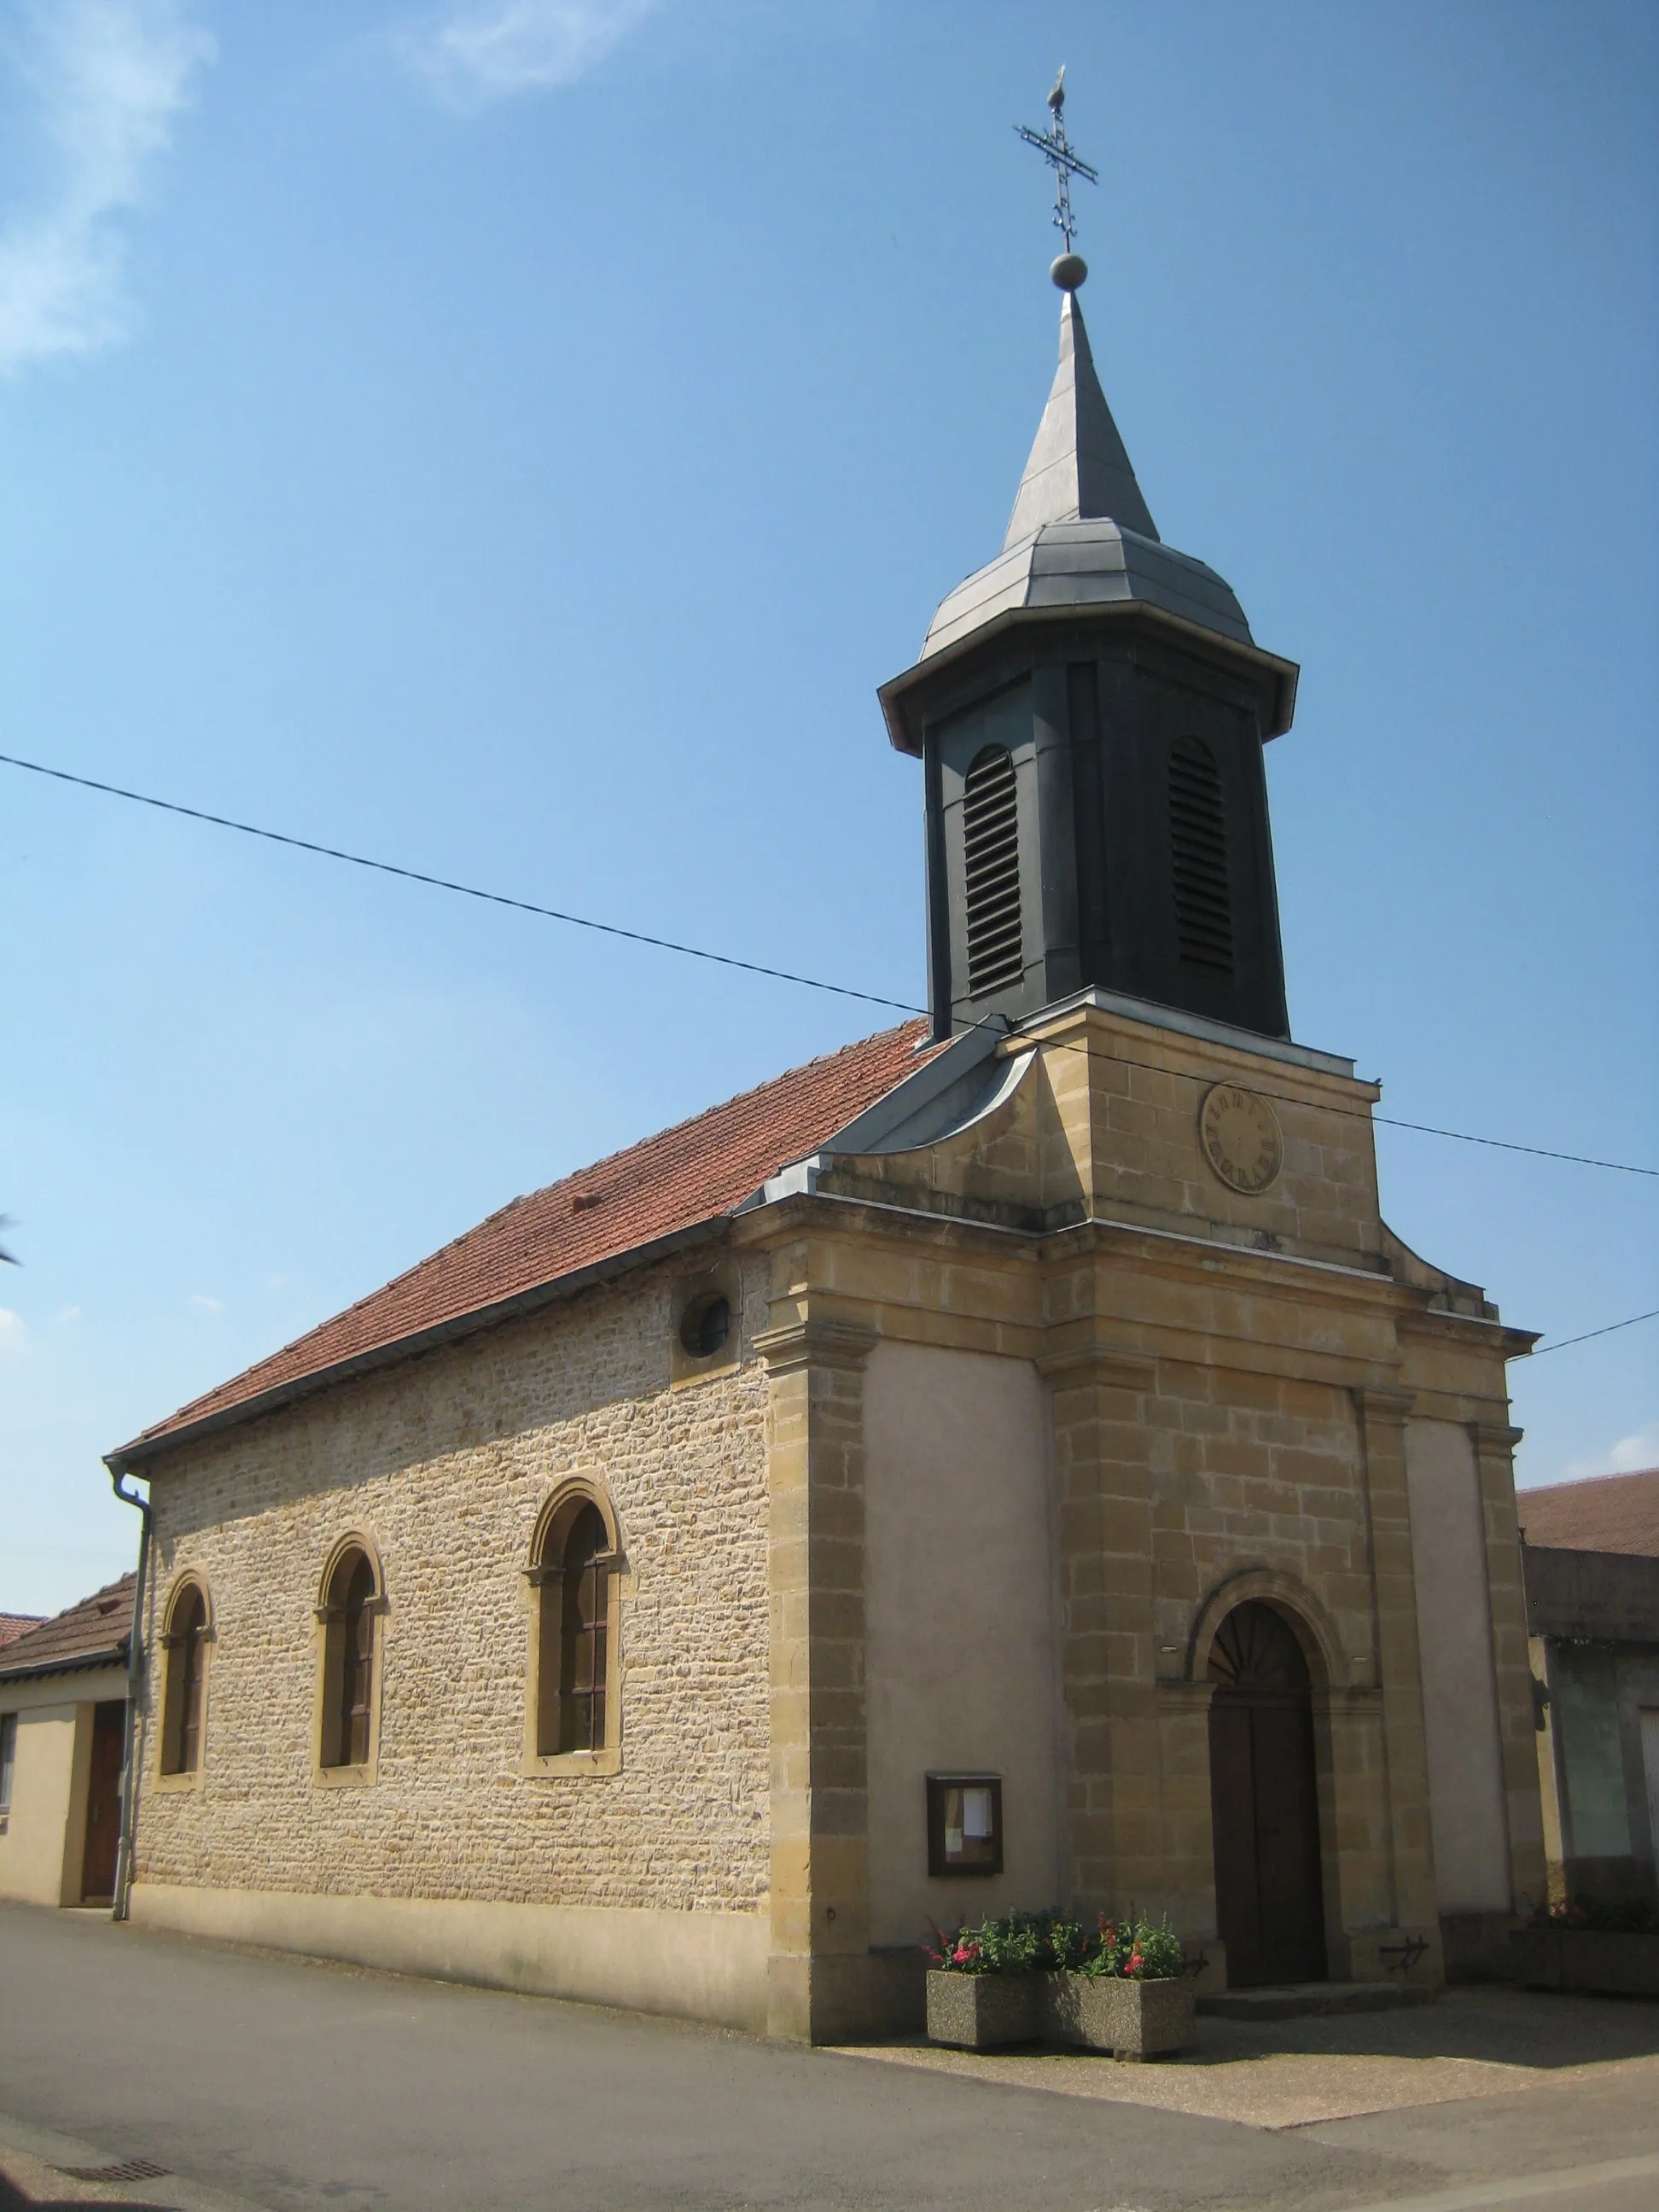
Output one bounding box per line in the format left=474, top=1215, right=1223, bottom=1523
left=528, top=1488, right=619, bottom=1767
left=963, top=744, right=1023, bottom=998
left=160, top=1579, right=209, bottom=1777
left=318, top=1543, right=380, bottom=1772
left=1167, top=736, right=1234, bottom=977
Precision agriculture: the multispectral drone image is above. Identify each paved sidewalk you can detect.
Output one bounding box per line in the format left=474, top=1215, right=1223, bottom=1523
left=835, top=1983, right=1659, bottom=2130
left=3, top=1903, right=1657, bottom=2211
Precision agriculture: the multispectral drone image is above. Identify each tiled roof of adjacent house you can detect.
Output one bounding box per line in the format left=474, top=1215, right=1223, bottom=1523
left=114, top=1021, right=935, bottom=1467
left=0, top=1614, right=44, bottom=1647
left=1516, top=1469, right=1659, bottom=1559
left=0, top=1575, right=134, bottom=1682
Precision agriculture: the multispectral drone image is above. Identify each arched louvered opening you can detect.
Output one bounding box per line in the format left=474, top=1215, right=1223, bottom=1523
left=1168, top=737, right=1233, bottom=977
left=963, top=745, right=1023, bottom=998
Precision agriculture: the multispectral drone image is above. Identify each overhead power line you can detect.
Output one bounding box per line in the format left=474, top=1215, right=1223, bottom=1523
left=1371, top=1118, right=1656, bottom=1179
left=1529, top=1308, right=1659, bottom=1358
left=0, top=751, right=915, bottom=1017
left=5, top=748, right=1656, bottom=1183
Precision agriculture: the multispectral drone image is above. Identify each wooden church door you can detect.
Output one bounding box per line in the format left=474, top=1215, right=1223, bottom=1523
left=1207, top=1602, right=1328, bottom=1987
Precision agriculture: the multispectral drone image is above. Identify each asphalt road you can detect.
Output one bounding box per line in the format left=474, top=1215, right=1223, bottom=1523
left=3, top=1904, right=1656, bottom=2212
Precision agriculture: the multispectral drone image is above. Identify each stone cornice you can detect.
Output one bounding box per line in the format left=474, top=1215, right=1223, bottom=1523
left=1353, top=1384, right=1417, bottom=1426
left=752, top=1318, right=879, bottom=1377
left=1037, top=1330, right=1157, bottom=1390
left=1470, top=1422, right=1525, bottom=1456
left=1395, top=1307, right=1537, bottom=1358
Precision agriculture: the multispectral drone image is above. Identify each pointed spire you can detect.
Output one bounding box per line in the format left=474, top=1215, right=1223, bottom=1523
left=1003, top=288, right=1159, bottom=550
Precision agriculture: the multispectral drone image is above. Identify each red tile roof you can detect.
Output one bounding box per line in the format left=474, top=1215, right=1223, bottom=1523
left=114, top=1021, right=935, bottom=1468
left=0, top=1575, right=134, bottom=1682
left=1517, top=1470, right=1659, bottom=1559
left=0, top=1614, right=44, bottom=1647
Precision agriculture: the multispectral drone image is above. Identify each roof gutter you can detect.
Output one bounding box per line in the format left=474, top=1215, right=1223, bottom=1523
left=107, top=1464, right=150, bottom=1924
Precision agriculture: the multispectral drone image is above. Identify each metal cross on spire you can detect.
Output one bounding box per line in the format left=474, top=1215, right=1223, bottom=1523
left=1015, top=66, right=1098, bottom=269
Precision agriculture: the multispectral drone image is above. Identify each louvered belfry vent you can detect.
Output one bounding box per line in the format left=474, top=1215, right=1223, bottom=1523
left=963, top=745, right=1023, bottom=998
left=1168, top=736, right=1234, bottom=976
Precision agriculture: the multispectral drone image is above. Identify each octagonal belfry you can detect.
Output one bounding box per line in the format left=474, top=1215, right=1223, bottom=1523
left=881, top=280, right=1300, bottom=1045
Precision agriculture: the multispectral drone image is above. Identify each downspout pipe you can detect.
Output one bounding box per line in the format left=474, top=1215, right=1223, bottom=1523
left=108, top=1459, right=152, bottom=1924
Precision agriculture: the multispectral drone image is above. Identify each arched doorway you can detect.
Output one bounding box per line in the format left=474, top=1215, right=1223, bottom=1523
left=1207, top=1600, right=1328, bottom=1987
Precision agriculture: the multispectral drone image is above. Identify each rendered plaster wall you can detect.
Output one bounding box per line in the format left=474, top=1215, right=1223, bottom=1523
left=132, top=1883, right=770, bottom=2032
left=132, top=1254, right=774, bottom=1990
left=0, top=1673, right=124, bottom=1905
left=1404, top=1417, right=1511, bottom=1912
left=862, top=1339, right=1061, bottom=1947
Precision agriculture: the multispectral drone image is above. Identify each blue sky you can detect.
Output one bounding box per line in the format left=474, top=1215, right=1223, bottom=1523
left=2, top=0, right=1655, bottom=1617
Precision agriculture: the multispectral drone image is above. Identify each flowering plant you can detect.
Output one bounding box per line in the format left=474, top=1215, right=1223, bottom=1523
left=924, top=1907, right=1185, bottom=1979
left=1080, top=1911, right=1186, bottom=1981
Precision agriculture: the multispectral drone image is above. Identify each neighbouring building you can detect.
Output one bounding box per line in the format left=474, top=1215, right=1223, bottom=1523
left=107, top=241, right=1545, bottom=2039
left=0, top=1576, right=133, bottom=1909
left=1518, top=1469, right=1659, bottom=1908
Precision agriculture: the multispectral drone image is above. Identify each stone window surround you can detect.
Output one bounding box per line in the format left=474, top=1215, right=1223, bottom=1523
left=522, top=1477, right=625, bottom=1778
left=311, top=1531, right=387, bottom=1790
left=154, top=1570, right=214, bottom=1794
left=669, top=1264, right=742, bottom=1390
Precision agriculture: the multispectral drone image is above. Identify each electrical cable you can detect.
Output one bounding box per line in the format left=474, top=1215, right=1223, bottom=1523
left=1528, top=1309, right=1659, bottom=1358
left=0, top=751, right=917, bottom=1016
left=5, top=748, right=1656, bottom=1182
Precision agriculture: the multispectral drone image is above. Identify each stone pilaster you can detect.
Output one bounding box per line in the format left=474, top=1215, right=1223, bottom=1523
left=1039, top=1324, right=1158, bottom=1914
left=1353, top=1385, right=1441, bottom=1966
left=1471, top=1420, right=1548, bottom=1912
left=754, top=1311, right=877, bottom=2043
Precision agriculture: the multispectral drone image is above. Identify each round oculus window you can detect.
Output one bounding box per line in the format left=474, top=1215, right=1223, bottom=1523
left=678, top=1293, right=731, bottom=1359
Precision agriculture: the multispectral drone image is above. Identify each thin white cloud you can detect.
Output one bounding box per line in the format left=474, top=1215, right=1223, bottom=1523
left=189, top=1292, right=225, bottom=1316
left=0, top=1308, right=26, bottom=1352
left=0, top=0, right=214, bottom=376
left=1608, top=1422, right=1659, bottom=1474
left=55, top=1305, right=83, bottom=1324
left=399, top=0, right=666, bottom=110
left=1559, top=1419, right=1659, bottom=1484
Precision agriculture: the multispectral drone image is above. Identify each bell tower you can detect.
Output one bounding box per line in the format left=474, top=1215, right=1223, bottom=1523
left=880, top=84, right=1300, bottom=1045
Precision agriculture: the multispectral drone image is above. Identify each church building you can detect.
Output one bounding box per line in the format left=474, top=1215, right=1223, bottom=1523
left=108, top=220, right=1545, bottom=2041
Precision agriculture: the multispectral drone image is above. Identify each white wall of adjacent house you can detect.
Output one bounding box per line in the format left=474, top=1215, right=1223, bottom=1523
left=1403, top=1418, right=1513, bottom=1912
left=0, top=1668, right=125, bottom=1905
left=862, top=1341, right=1063, bottom=1948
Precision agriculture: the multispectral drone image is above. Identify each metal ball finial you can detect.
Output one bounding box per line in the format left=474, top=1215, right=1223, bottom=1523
left=1051, top=252, right=1087, bottom=292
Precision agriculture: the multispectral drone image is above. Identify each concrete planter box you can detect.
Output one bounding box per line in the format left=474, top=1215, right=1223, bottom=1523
left=924, top=1970, right=1196, bottom=2057
left=1511, top=1928, right=1659, bottom=1998
left=1045, top=1972, right=1196, bottom=2059
left=924, top=1970, right=1039, bottom=2049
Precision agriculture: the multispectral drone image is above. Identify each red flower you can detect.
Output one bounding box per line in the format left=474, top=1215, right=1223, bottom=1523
left=1126, top=1953, right=1144, bottom=1974
left=953, top=1941, right=980, bottom=1965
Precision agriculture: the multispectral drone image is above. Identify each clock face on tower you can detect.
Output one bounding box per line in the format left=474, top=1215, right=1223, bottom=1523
left=1198, top=1083, right=1283, bottom=1196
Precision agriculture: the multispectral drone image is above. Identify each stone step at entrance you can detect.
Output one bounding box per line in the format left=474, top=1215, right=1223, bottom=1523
left=1198, top=1981, right=1434, bottom=2022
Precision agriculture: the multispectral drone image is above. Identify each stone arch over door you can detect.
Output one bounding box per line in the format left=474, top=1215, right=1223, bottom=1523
left=1206, top=1598, right=1329, bottom=1988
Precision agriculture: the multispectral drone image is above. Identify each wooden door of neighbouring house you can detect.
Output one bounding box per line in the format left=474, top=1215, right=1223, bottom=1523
left=1208, top=1602, right=1327, bottom=1988
left=79, top=1701, right=126, bottom=1903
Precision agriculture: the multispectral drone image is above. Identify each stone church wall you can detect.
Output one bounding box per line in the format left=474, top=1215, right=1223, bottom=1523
left=131, top=1250, right=773, bottom=2021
